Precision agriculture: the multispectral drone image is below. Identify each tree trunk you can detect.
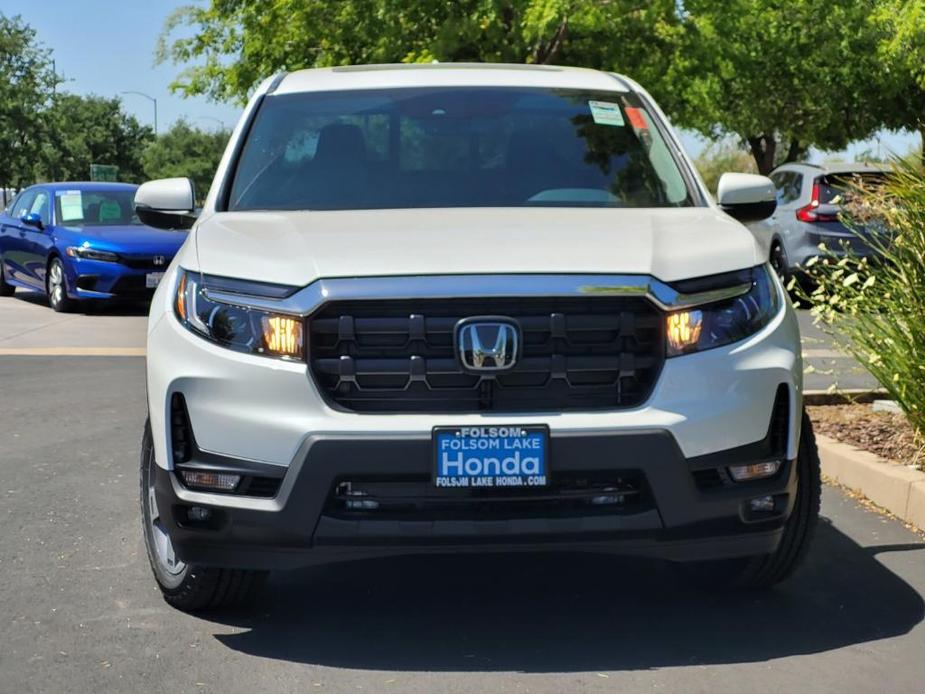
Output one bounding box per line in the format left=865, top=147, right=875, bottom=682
left=534, top=19, right=568, bottom=64
left=747, top=134, right=777, bottom=175
left=784, top=139, right=804, bottom=163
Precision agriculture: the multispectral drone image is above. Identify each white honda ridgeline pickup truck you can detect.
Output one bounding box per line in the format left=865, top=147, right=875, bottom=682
left=134, top=63, right=819, bottom=611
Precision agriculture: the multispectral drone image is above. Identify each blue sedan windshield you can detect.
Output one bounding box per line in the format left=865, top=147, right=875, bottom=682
left=54, top=189, right=142, bottom=227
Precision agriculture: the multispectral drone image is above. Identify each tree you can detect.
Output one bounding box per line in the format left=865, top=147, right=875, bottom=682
left=870, top=0, right=925, bottom=167
left=39, top=94, right=153, bottom=182
left=659, top=0, right=885, bottom=174
left=141, top=120, right=230, bottom=201
left=156, top=1, right=681, bottom=104
left=0, top=13, right=58, bottom=191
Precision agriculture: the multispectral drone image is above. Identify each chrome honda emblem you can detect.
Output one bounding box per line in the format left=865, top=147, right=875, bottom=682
left=456, top=319, right=519, bottom=372
left=152, top=255, right=167, bottom=266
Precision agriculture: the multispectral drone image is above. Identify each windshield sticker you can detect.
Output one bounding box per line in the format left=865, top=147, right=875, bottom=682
left=588, top=100, right=625, bottom=127
left=624, top=107, right=649, bottom=130
left=58, top=192, right=83, bottom=222
left=99, top=199, right=122, bottom=222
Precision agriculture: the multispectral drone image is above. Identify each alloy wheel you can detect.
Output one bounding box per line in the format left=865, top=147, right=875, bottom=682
left=146, top=467, right=186, bottom=577
left=48, top=260, right=65, bottom=308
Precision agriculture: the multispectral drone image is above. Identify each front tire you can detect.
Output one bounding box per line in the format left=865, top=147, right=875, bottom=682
left=140, top=420, right=266, bottom=611
left=0, top=259, right=15, bottom=296
left=683, top=409, right=821, bottom=589
left=770, top=241, right=791, bottom=286
left=46, top=257, right=75, bottom=312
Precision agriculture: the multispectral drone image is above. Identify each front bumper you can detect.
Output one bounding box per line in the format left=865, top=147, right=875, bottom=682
left=66, top=257, right=168, bottom=300
left=155, top=429, right=797, bottom=570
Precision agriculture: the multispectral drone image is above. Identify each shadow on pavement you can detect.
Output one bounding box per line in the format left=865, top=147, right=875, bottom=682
left=208, top=518, right=924, bottom=672
left=11, top=290, right=149, bottom=316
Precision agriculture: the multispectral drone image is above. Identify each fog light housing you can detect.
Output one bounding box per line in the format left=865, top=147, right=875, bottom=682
left=180, top=470, right=240, bottom=492
left=187, top=506, right=212, bottom=522
left=728, top=461, right=780, bottom=482
left=748, top=495, right=775, bottom=513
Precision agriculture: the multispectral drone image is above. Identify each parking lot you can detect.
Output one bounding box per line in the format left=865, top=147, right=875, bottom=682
left=1, top=290, right=921, bottom=693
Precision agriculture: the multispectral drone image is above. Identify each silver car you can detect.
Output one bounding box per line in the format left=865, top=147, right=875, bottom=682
left=749, top=162, right=887, bottom=281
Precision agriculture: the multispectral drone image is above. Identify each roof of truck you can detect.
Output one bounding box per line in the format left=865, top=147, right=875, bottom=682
left=272, top=63, right=632, bottom=95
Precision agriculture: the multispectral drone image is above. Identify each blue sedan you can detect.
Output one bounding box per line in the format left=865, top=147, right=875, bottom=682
left=0, top=182, right=188, bottom=312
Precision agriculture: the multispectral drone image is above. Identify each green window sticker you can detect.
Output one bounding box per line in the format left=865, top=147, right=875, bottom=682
left=99, top=199, right=122, bottom=222
left=588, top=100, right=625, bottom=127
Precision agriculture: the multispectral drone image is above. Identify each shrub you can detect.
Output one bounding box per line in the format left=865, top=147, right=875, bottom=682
left=801, top=156, right=925, bottom=440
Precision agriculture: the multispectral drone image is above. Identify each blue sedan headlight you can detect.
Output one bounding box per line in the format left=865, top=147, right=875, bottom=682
left=666, top=265, right=781, bottom=357
left=66, top=246, right=120, bottom=262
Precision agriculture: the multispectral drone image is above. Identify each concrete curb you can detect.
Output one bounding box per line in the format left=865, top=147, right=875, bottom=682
left=804, top=389, right=888, bottom=406
left=817, top=434, right=925, bottom=530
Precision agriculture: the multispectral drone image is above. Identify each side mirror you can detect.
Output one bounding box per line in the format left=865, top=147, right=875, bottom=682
left=717, top=173, right=776, bottom=222
left=134, top=177, right=197, bottom=230
left=20, top=212, right=43, bottom=230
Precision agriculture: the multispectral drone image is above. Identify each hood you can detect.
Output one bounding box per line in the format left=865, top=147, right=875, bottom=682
left=194, top=207, right=762, bottom=286
left=57, top=224, right=188, bottom=254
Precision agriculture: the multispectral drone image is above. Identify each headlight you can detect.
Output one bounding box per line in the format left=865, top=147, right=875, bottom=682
left=66, top=246, right=120, bottom=262
left=174, top=270, right=304, bottom=360
left=666, top=265, right=781, bottom=357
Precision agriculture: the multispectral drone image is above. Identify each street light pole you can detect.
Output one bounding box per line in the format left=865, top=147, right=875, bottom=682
left=121, top=90, right=158, bottom=135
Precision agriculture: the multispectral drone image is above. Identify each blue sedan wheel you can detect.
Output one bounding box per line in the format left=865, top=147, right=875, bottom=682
left=47, top=257, right=75, bottom=313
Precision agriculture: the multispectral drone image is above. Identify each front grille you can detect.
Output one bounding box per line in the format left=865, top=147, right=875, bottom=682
left=308, top=297, right=664, bottom=412
left=120, top=255, right=169, bottom=270
left=324, top=471, right=652, bottom=520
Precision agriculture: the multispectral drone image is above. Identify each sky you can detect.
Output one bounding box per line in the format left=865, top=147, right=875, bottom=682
left=6, top=0, right=921, bottom=163
left=4, top=0, right=242, bottom=133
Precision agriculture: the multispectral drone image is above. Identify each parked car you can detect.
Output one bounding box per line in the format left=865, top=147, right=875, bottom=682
left=136, top=64, right=819, bottom=611
left=748, top=162, right=888, bottom=282
left=0, top=182, right=188, bottom=312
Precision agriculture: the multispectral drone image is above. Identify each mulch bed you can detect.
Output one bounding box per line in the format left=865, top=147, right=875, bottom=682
left=808, top=403, right=924, bottom=470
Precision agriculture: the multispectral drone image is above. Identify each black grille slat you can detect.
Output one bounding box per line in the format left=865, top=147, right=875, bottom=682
left=309, top=297, right=664, bottom=413
left=120, top=255, right=166, bottom=270
left=325, top=471, right=652, bottom=520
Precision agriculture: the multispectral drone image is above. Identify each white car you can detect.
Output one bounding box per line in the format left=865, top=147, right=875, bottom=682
left=135, top=64, right=819, bottom=611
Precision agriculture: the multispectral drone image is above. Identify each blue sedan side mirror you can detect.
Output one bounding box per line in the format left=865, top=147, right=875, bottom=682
left=20, top=212, right=44, bottom=230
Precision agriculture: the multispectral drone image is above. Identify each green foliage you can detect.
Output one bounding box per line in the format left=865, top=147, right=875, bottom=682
left=156, top=1, right=681, bottom=104
left=693, top=141, right=757, bottom=195
left=870, top=0, right=925, bottom=164
left=0, top=14, right=58, bottom=189
left=665, top=0, right=884, bottom=174
left=39, top=94, right=153, bottom=182
left=141, top=120, right=230, bottom=202
left=802, top=158, right=925, bottom=437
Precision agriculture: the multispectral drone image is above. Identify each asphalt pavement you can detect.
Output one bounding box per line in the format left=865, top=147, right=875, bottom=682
left=0, top=291, right=913, bottom=693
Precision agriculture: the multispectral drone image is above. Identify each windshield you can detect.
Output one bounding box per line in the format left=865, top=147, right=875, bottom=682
left=819, top=173, right=887, bottom=206
left=54, top=189, right=141, bottom=226
left=228, top=87, right=694, bottom=211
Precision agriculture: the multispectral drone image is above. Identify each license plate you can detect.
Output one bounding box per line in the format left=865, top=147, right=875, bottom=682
left=433, top=426, right=548, bottom=488
left=146, top=272, right=164, bottom=289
